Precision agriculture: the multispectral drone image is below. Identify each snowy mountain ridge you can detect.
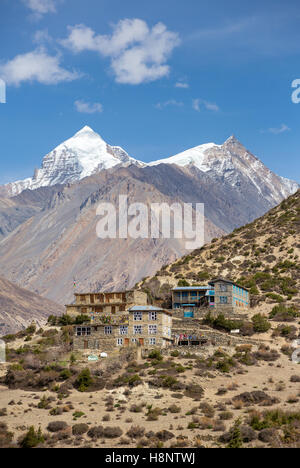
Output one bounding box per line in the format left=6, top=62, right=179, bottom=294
left=0, top=127, right=298, bottom=204
left=2, top=126, right=144, bottom=197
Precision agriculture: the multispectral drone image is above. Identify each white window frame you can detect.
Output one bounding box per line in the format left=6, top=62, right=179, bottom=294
left=148, top=311, right=157, bottom=321
left=117, top=338, right=123, bottom=346
left=119, top=325, right=128, bottom=335
left=104, top=326, right=112, bottom=335
left=134, top=325, right=142, bottom=335
left=220, top=296, right=228, bottom=304
left=149, top=338, right=156, bottom=345
left=134, top=311, right=143, bottom=321
left=220, top=284, right=228, bottom=292
left=148, top=325, right=157, bottom=335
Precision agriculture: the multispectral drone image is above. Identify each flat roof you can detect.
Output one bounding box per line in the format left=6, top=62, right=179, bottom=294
left=172, top=286, right=213, bottom=291
left=74, top=290, right=133, bottom=296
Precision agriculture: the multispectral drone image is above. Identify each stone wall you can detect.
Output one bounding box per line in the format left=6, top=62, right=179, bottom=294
left=172, top=307, right=249, bottom=321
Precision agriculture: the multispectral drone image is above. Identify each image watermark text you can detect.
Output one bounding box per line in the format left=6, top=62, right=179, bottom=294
left=0, top=79, right=6, bottom=104
left=96, top=196, right=205, bottom=250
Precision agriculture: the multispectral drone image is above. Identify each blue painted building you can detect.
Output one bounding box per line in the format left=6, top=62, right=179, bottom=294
left=172, top=278, right=250, bottom=314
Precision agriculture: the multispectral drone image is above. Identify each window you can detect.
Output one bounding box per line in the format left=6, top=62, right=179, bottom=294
left=134, top=311, right=142, bottom=321
left=191, top=291, right=197, bottom=297
left=149, top=338, right=156, bottom=345
left=220, top=296, right=228, bottom=304
left=119, top=326, right=128, bottom=335
left=148, top=325, right=157, bottom=335
left=148, top=311, right=157, bottom=321
left=134, top=325, right=142, bottom=335
left=104, top=326, right=112, bottom=335
left=117, top=338, right=123, bottom=346
left=76, top=327, right=91, bottom=337
left=220, top=284, right=228, bottom=292
left=182, top=292, right=188, bottom=298
left=131, top=338, right=137, bottom=343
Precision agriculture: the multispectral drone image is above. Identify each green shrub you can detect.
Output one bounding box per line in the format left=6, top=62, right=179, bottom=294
left=177, top=279, right=190, bottom=287
left=20, top=426, right=44, bottom=448
left=75, top=368, right=93, bottom=392
left=148, top=350, right=163, bottom=361
left=252, top=314, right=271, bottom=333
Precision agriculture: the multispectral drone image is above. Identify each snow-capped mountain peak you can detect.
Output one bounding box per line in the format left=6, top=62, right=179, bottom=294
left=149, top=136, right=299, bottom=204
left=1, top=126, right=142, bottom=197
left=149, top=142, right=220, bottom=172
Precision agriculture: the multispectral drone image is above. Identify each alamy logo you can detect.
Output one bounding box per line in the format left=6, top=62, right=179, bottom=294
left=292, top=339, right=300, bottom=364
left=0, top=79, right=6, bottom=104
left=291, top=79, right=300, bottom=104
left=96, top=196, right=205, bottom=250
left=0, top=340, right=6, bottom=363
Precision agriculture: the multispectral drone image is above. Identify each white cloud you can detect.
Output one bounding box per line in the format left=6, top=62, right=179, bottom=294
left=61, top=19, right=180, bottom=85
left=262, top=124, right=291, bottom=135
left=74, top=100, right=103, bottom=114
left=0, top=48, right=80, bottom=86
left=193, top=98, right=220, bottom=112
left=155, top=99, right=184, bottom=110
left=22, top=0, right=57, bottom=15
left=33, top=29, right=53, bottom=44
left=175, top=82, right=189, bottom=88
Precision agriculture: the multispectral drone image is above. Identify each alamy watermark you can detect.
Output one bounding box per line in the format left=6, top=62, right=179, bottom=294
left=291, top=79, right=300, bottom=104
left=292, top=339, right=300, bottom=364
left=0, top=339, right=6, bottom=363
left=96, top=196, right=205, bottom=250
left=0, top=79, right=6, bottom=104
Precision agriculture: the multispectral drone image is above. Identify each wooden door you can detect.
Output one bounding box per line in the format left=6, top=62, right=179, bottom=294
left=84, top=340, right=88, bottom=350
left=139, top=338, right=144, bottom=346
left=124, top=338, right=129, bottom=347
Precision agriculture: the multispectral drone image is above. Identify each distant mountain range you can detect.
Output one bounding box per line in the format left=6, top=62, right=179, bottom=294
left=0, top=126, right=298, bottom=307
left=0, top=126, right=298, bottom=202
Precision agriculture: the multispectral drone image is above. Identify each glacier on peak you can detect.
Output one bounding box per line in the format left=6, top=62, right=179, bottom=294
left=0, top=129, right=298, bottom=205
left=2, top=126, right=142, bottom=197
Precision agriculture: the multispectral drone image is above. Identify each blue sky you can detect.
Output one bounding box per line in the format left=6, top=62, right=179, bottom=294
left=0, top=0, right=300, bottom=184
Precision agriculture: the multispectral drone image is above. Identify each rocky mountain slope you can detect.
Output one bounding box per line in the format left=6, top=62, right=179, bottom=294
left=150, top=135, right=298, bottom=206
left=0, top=165, right=224, bottom=305
left=138, top=189, right=300, bottom=312
left=0, top=128, right=298, bottom=307
left=0, top=185, right=63, bottom=240
left=0, top=126, right=143, bottom=198
left=0, top=276, right=63, bottom=335
left=0, top=161, right=298, bottom=306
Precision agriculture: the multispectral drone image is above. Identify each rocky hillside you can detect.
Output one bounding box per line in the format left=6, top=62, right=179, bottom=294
left=0, top=277, right=64, bottom=336
left=138, top=190, right=300, bottom=311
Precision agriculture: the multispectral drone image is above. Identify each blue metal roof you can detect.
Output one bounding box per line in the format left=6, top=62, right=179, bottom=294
left=172, top=286, right=213, bottom=291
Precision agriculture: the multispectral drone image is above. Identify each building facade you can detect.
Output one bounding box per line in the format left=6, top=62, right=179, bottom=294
left=128, top=306, right=172, bottom=348
left=172, top=278, right=249, bottom=317
left=172, top=286, right=215, bottom=311
left=73, top=305, right=173, bottom=351
left=208, top=278, right=249, bottom=310
left=66, top=290, right=147, bottom=320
